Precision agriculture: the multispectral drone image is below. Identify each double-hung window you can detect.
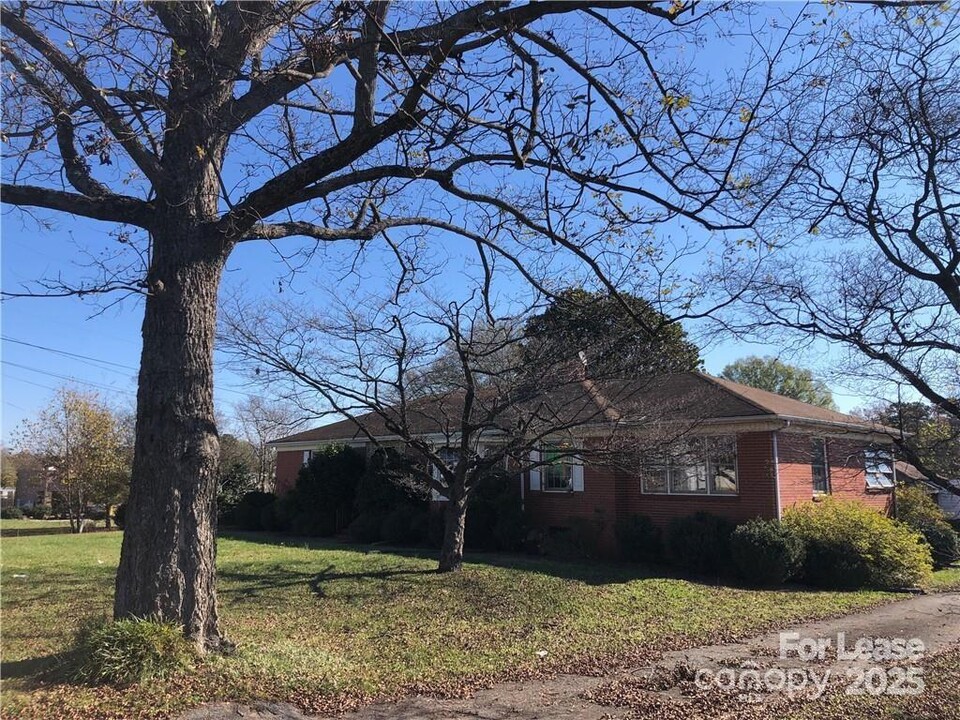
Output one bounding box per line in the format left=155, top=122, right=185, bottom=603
left=641, top=436, right=738, bottom=496
left=530, top=445, right=584, bottom=492
left=811, top=438, right=830, bottom=494
left=864, top=448, right=895, bottom=489
left=543, top=447, right=573, bottom=491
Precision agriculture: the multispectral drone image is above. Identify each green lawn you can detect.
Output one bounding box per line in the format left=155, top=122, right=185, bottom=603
left=0, top=518, right=72, bottom=531
left=1, top=532, right=954, bottom=719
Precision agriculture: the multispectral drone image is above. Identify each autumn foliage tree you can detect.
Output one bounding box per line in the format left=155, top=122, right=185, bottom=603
left=2, top=1, right=832, bottom=648
left=14, top=388, right=129, bottom=533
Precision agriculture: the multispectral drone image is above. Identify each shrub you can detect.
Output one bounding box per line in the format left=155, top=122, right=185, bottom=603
left=232, top=491, right=276, bottom=531
left=85, top=507, right=107, bottom=521
left=1, top=506, right=24, bottom=520
left=916, top=521, right=960, bottom=568
left=26, top=504, right=52, bottom=520
left=897, top=485, right=960, bottom=568
left=113, top=503, right=126, bottom=529
left=72, top=618, right=194, bottom=686
left=667, top=512, right=735, bottom=575
left=784, top=498, right=933, bottom=589
left=261, top=495, right=297, bottom=533
left=465, top=468, right=526, bottom=551
left=294, top=445, right=366, bottom=531
left=407, top=509, right=430, bottom=545
left=346, top=512, right=382, bottom=544
left=355, top=449, right=428, bottom=514
left=730, top=518, right=805, bottom=585
left=615, top=514, right=664, bottom=563
left=380, top=506, right=417, bottom=545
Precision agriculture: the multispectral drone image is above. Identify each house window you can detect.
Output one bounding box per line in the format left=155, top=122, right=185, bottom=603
left=530, top=446, right=584, bottom=492
left=641, top=436, right=738, bottom=496
left=302, top=450, right=314, bottom=466
left=811, top=438, right=830, bottom=494
left=543, top=448, right=573, bottom=491
left=864, top=448, right=895, bottom=489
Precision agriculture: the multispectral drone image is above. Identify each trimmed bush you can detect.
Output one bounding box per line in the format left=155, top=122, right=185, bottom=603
left=380, top=506, right=416, bottom=545
left=784, top=498, right=933, bottom=589
left=25, top=504, right=52, bottom=520
left=346, top=512, right=382, bottom=544
left=897, top=485, right=960, bottom=568
left=615, top=514, right=664, bottom=563
left=72, top=618, right=194, bottom=686
left=232, top=491, right=276, bottom=531
left=730, top=518, right=805, bottom=585
left=259, top=496, right=296, bottom=533
left=667, top=512, right=735, bottom=575
left=289, top=445, right=367, bottom=536
left=464, top=468, right=527, bottom=551
left=1, top=506, right=24, bottom=520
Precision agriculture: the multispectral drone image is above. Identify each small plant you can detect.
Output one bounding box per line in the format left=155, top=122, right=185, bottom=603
left=897, top=485, right=960, bottom=568
left=668, top=512, right=735, bottom=575
left=72, top=617, right=195, bottom=686
left=615, top=514, right=664, bottom=563
left=730, top=518, right=805, bottom=585
left=1, top=506, right=24, bottom=520
left=784, top=497, right=933, bottom=589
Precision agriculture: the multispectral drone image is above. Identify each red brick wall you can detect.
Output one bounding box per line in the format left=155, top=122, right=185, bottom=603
left=523, top=432, right=779, bottom=554
left=776, top=433, right=892, bottom=515
left=275, top=450, right=304, bottom=496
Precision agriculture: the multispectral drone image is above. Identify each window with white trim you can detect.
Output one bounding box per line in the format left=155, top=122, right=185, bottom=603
left=302, top=450, right=314, bottom=466
left=811, top=438, right=830, bottom=494
left=864, top=447, right=895, bottom=489
left=641, top=436, right=738, bottom=495
left=530, top=446, right=583, bottom=492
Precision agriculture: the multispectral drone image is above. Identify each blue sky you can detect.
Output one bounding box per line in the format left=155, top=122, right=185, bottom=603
left=1, top=2, right=882, bottom=444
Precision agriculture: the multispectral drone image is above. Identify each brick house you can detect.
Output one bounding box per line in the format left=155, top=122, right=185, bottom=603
left=269, top=372, right=896, bottom=552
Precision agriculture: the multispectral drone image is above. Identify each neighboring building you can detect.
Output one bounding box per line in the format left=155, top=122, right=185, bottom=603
left=895, top=461, right=960, bottom=520
left=0, top=486, right=15, bottom=508
left=269, top=372, right=897, bottom=554
left=15, top=463, right=56, bottom=508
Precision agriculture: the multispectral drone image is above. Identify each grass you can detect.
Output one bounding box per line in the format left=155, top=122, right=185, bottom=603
left=0, top=518, right=72, bottom=531
left=2, top=532, right=957, bottom=719
left=926, top=563, right=960, bottom=592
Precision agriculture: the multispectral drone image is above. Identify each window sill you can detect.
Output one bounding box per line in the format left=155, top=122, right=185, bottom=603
left=640, top=492, right=739, bottom=498
left=541, top=487, right=574, bottom=494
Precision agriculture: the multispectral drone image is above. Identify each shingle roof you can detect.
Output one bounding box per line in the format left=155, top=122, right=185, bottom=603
left=269, top=371, right=893, bottom=445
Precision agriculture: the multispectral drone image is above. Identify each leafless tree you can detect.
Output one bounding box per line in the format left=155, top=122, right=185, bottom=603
left=231, top=396, right=305, bottom=491
left=222, top=289, right=708, bottom=572
left=717, top=9, right=960, bottom=492
left=1, top=1, right=831, bottom=648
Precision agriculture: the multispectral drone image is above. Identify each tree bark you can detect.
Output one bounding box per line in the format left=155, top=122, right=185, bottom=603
left=438, top=492, right=468, bottom=573
left=113, top=235, right=227, bottom=652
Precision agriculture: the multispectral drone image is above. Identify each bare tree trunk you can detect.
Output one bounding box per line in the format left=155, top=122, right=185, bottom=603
left=438, top=492, right=468, bottom=573
left=114, top=235, right=227, bottom=652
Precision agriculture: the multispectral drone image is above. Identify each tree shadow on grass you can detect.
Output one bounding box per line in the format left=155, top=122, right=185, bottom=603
left=219, top=530, right=839, bottom=596
left=1, top=652, right=73, bottom=684
left=218, top=562, right=437, bottom=603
